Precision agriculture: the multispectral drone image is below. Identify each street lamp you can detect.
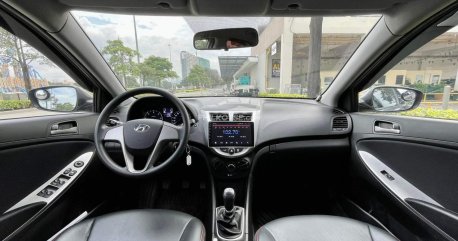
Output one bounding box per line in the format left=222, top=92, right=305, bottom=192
left=168, top=43, right=172, bottom=62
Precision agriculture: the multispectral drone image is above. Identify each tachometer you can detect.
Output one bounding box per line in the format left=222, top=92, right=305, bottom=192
left=171, top=111, right=183, bottom=125
left=144, top=110, right=163, bottom=120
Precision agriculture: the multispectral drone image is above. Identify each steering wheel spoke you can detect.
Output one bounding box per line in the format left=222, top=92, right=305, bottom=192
left=102, top=125, right=137, bottom=173
left=145, top=122, right=183, bottom=168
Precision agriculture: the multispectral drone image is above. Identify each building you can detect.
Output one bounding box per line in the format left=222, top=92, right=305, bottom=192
left=235, top=17, right=458, bottom=94
left=0, top=63, right=49, bottom=98
left=180, top=51, right=210, bottom=79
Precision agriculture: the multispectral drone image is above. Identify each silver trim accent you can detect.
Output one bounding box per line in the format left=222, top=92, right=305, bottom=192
left=358, top=150, right=442, bottom=207
left=373, top=120, right=401, bottom=135
left=215, top=206, right=245, bottom=241
left=374, top=126, right=401, bottom=134
left=5, top=152, right=94, bottom=213
left=213, top=148, right=251, bottom=157
left=47, top=211, right=88, bottom=241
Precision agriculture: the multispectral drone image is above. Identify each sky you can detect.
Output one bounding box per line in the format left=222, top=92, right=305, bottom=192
left=71, top=12, right=256, bottom=80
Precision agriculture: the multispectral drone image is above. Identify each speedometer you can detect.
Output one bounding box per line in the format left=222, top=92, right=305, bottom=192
left=144, top=110, right=163, bottom=120
left=171, top=111, right=182, bottom=125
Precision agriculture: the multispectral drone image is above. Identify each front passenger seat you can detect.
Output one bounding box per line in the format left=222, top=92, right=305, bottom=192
left=255, top=215, right=397, bottom=241
left=55, top=209, right=205, bottom=241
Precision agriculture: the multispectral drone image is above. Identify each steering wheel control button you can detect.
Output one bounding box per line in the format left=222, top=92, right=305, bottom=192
left=74, top=161, right=84, bottom=168
left=228, top=148, right=235, bottom=155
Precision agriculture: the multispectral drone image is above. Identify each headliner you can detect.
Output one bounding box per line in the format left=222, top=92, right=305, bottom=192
left=4, top=0, right=420, bottom=33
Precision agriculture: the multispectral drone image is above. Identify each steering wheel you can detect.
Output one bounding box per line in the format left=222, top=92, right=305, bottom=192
left=94, top=87, right=190, bottom=177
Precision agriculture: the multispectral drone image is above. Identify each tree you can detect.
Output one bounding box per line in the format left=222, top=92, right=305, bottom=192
left=205, top=68, right=222, bottom=86
left=0, top=28, right=51, bottom=91
left=101, top=40, right=139, bottom=87
left=186, top=65, right=210, bottom=87
left=139, top=56, right=177, bottom=87
left=307, top=16, right=323, bottom=98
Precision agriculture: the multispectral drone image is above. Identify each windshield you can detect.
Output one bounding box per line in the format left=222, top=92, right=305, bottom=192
left=73, top=13, right=380, bottom=98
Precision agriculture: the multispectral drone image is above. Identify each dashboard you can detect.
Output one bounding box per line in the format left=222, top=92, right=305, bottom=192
left=122, top=96, right=352, bottom=158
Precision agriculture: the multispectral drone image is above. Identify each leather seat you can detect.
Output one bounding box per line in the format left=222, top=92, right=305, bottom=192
left=55, top=209, right=205, bottom=241
left=255, top=215, right=397, bottom=241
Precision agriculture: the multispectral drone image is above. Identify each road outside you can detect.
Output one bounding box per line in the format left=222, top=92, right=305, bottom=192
left=175, top=88, right=227, bottom=97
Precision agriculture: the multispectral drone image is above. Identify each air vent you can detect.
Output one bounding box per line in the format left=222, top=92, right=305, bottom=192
left=332, top=116, right=349, bottom=131
left=233, top=113, right=252, bottom=121
left=210, top=113, right=229, bottom=121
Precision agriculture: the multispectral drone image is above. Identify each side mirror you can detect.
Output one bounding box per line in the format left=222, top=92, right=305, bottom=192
left=28, top=86, right=93, bottom=112
left=359, top=86, right=423, bottom=112
left=194, top=28, right=259, bottom=51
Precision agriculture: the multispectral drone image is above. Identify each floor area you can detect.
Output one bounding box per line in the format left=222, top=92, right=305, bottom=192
left=251, top=153, right=349, bottom=231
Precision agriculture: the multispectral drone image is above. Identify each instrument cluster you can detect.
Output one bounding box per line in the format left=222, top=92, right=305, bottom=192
left=127, top=97, right=184, bottom=126
left=143, top=107, right=182, bottom=125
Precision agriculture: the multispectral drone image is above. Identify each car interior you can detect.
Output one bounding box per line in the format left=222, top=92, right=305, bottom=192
left=0, top=0, right=458, bottom=241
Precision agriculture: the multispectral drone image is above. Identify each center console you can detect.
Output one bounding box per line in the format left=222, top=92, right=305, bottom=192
left=205, top=111, right=257, bottom=178
left=204, top=111, right=256, bottom=241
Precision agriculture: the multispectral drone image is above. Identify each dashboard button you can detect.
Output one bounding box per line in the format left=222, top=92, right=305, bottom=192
left=220, top=148, right=228, bottom=153
left=235, top=148, right=244, bottom=153
left=228, top=148, right=235, bottom=155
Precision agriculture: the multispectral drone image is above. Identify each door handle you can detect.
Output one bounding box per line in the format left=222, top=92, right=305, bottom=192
left=374, top=121, right=401, bottom=134
left=50, top=121, right=78, bottom=135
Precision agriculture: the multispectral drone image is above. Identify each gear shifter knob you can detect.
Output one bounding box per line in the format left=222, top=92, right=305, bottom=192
left=223, top=188, right=235, bottom=213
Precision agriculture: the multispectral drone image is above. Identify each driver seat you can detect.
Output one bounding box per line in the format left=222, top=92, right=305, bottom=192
left=55, top=209, right=205, bottom=241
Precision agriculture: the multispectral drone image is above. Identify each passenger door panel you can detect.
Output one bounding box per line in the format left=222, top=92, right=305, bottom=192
left=351, top=113, right=458, bottom=240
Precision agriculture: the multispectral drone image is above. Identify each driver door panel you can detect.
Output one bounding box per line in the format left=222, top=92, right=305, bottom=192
left=0, top=113, right=98, bottom=240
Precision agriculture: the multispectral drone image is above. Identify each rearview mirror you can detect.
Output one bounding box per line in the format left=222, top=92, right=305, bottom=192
left=359, top=86, right=423, bottom=112
left=194, top=28, right=259, bottom=51
left=28, top=86, right=93, bottom=112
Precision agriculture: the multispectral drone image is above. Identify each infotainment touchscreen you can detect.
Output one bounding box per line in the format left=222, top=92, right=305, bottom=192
left=209, top=122, right=254, bottom=147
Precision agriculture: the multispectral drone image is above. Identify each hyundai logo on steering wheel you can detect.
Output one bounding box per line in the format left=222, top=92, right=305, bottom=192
left=134, top=124, right=150, bottom=132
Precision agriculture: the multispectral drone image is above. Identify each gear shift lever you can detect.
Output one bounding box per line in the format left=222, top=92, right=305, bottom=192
left=223, top=188, right=235, bottom=215
left=217, top=187, right=242, bottom=239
